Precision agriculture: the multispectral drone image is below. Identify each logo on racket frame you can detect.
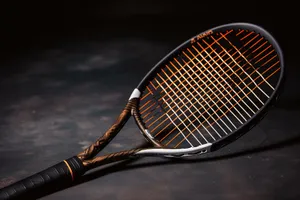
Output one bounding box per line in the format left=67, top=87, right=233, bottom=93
left=191, top=30, right=213, bottom=44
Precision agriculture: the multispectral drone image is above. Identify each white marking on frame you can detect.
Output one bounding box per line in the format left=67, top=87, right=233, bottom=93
left=136, top=143, right=212, bottom=156
left=144, top=129, right=154, bottom=139
left=129, top=88, right=141, bottom=100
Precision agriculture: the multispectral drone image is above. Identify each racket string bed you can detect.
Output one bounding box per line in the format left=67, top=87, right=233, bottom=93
left=138, top=29, right=281, bottom=149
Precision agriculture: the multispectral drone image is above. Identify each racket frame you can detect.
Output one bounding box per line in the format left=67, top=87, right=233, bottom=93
left=131, top=22, right=285, bottom=157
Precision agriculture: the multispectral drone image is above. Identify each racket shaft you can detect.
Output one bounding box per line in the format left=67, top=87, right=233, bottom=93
left=77, top=99, right=135, bottom=160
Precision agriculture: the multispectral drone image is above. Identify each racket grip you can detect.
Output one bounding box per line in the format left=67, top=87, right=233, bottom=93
left=0, top=156, right=85, bottom=200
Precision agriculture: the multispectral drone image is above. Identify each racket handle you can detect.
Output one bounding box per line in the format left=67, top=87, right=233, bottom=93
left=0, top=156, right=85, bottom=200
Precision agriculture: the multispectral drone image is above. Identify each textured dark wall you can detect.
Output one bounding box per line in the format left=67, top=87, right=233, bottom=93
left=1, top=0, right=299, bottom=107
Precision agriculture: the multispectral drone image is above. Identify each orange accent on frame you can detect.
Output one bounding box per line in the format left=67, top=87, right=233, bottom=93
left=63, top=160, right=74, bottom=181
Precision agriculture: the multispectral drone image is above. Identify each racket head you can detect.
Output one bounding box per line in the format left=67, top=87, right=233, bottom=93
left=130, top=22, right=284, bottom=156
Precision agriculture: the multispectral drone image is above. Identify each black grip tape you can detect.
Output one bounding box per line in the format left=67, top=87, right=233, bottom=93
left=0, top=156, right=85, bottom=200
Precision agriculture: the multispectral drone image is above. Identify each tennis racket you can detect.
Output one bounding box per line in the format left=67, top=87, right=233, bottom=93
left=0, top=22, right=285, bottom=200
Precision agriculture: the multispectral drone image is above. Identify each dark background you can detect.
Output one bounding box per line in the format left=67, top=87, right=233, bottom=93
left=0, top=1, right=299, bottom=200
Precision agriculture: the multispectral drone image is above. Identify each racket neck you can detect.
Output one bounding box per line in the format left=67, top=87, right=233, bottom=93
left=77, top=99, right=137, bottom=161
left=82, top=148, right=142, bottom=169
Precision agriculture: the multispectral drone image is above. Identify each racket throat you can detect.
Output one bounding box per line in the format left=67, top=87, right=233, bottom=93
left=77, top=99, right=137, bottom=161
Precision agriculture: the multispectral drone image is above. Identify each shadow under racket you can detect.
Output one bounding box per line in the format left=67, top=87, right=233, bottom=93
left=38, top=133, right=300, bottom=199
